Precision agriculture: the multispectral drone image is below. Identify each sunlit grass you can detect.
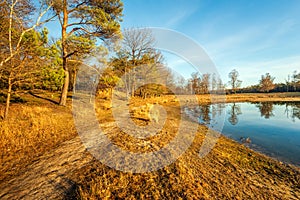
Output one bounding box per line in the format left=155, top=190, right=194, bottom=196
left=0, top=94, right=76, bottom=181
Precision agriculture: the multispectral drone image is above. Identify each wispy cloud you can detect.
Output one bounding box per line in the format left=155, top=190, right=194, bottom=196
left=228, top=55, right=300, bottom=86
left=165, top=4, right=200, bottom=28
left=245, top=18, right=298, bottom=53
left=205, top=17, right=298, bottom=60
left=166, top=11, right=190, bottom=28
left=205, top=26, right=266, bottom=59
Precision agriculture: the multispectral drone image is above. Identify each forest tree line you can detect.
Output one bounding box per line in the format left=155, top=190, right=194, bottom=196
left=0, top=0, right=299, bottom=120
left=187, top=69, right=300, bottom=95
left=0, top=0, right=123, bottom=119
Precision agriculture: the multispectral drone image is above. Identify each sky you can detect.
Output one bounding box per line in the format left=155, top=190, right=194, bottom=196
left=120, top=0, right=300, bottom=87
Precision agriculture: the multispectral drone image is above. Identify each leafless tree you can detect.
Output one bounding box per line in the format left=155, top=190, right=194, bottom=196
left=259, top=73, right=275, bottom=93
left=0, top=0, right=54, bottom=119
left=228, top=69, right=242, bottom=94
left=112, top=28, right=170, bottom=98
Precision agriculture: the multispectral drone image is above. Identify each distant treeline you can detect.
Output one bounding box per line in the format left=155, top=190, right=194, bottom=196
left=188, top=69, right=300, bottom=95
left=231, top=83, right=300, bottom=94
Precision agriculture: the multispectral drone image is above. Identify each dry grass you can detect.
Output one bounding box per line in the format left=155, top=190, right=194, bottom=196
left=74, top=142, right=300, bottom=199
left=71, top=93, right=300, bottom=199
left=196, top=92, right=300, bottom=104
left=0, top=92, right=77, bottom=182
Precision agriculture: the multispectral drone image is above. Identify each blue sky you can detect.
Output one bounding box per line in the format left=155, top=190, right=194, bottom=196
left=121, top=0, right=300, bottom=87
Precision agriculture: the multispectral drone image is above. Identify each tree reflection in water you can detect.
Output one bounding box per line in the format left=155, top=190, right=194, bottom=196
left=228, top=103, right=242, bottom=125
left=196, top=102, right=243, bottom=126
left=184, top=101, right=300, bottom=166
left=192, top=101, right=299, bottom=126
left=256, top=102, right=274, bottom=119
left=196, top=103, right=225, bottom=126
left=256, top=102, right=300, bottom=121
left=291, top=104, right=300, bottom=121
left=284, top=102, right=300, bottom=122
left=197, top=104, right=211, bottom=124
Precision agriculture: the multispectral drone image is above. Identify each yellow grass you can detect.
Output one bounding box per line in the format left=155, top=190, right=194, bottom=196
left=198, top=92, right=300, bottom=104
left=0, top=95, right=77, bottom=182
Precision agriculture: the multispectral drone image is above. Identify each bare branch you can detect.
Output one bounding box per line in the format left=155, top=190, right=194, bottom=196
left=0, top=2, right=54, bottom=68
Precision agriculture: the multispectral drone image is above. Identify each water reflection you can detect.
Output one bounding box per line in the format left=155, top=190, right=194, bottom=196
left=186, top=101, right=300, bottom=165
left=284, top=102, right=300, bottom=122
left=256, top=102, right=274, bottom=119
left=194, top=101, right=300, bottom=125
left=195, top=103, right=226, bottom=125
left=228, top=103, right=242, bottom=125
left=197, top=104, right=210, bottom=124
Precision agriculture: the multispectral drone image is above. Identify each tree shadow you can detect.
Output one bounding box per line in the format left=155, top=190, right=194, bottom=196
left=0, top=92, right=27, bottom=103
left=28, top=91, right=59, bottom=105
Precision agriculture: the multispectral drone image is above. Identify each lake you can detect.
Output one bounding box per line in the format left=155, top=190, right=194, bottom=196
left=185, top=101, right=300, bottom=166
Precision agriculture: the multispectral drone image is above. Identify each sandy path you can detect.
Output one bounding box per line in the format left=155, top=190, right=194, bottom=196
left=0, top=136, right=93, bottom=200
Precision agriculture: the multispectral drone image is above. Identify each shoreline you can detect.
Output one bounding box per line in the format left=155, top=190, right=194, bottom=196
left=138, top=93, right=300, bottom=167
left=73, top=95, right=300, bottom=198
left=110, top=94, right=300, bottom=169
left=191, top=93, right=300, bottom=167
left=221, top=132, right=300, bottom=168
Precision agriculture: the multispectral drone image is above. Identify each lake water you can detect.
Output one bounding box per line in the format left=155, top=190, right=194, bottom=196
left=185, top=102, right=300, bottom=166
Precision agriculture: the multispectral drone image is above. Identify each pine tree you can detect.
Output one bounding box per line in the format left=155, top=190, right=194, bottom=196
left=50, top=0, right=123, bottom=106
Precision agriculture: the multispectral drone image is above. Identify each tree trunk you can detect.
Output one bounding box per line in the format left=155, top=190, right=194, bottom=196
left=4, top=78, right=12, bottom=119
left=59, top=0, right=69, bottom=106
left=72, top=70, right=77, bottom=94
left=59, top=68, right=69, bottom=105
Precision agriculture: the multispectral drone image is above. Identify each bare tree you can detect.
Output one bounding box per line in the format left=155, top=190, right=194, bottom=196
left=228, top=69, right=242, bottom=94
left=177, top=76, right=186, bottom=94
left=123, top=28, right=155, bottom=97
left=285, top=74, right=291, bottom=92
left=216, top=77, right=225, bottom=93
left=201, top=73, right=210, bottom=94
left=111, top=28, right=167, bottom=98
left=0, top=0, right=53, bottom=119
left=259, top=73, right=275, bottom=93
left=211, top=73, right=217, bottom=93
left=189, top=72, right=211, bottom=94
left=0, top=0, right=53, bottom=68
left=190, top=72, right=200, bottom=94
left=292, top=70, right=299, bottom=92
